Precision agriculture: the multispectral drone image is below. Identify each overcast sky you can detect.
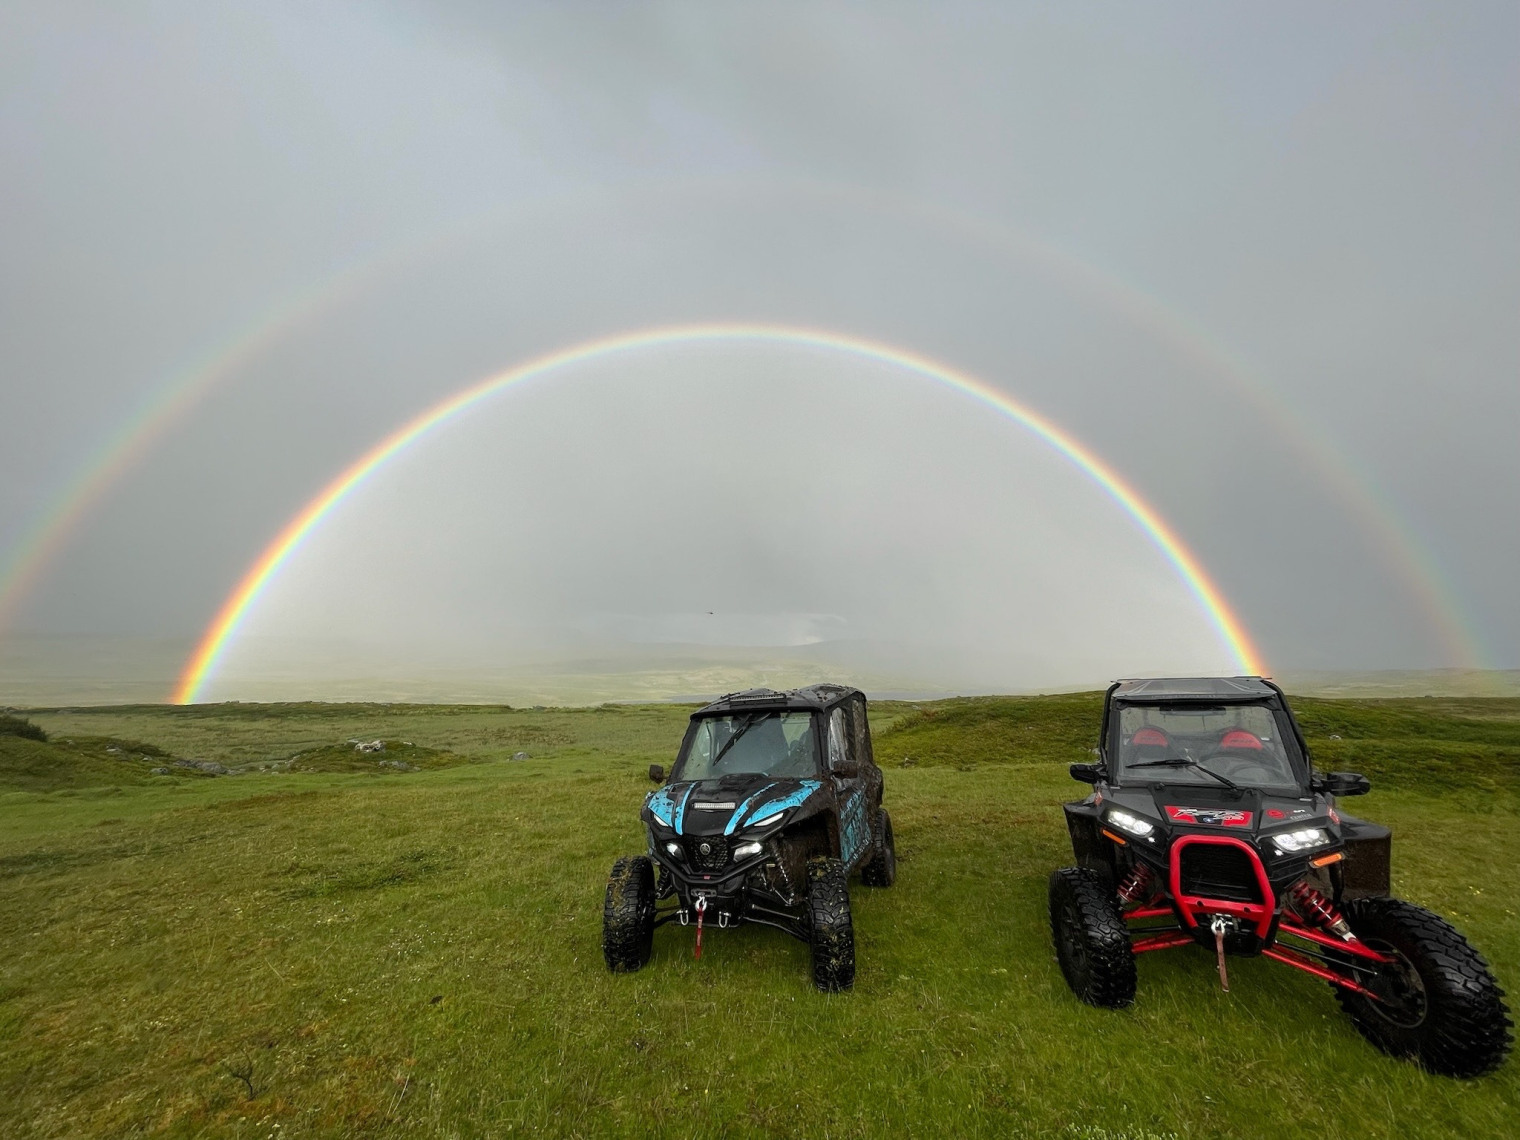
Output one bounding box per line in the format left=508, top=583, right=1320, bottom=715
left=2, top=1, right=1516, bottom=699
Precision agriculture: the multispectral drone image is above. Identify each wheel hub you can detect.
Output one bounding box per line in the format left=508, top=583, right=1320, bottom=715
left=1362, top=940, right=1429, bottom=1028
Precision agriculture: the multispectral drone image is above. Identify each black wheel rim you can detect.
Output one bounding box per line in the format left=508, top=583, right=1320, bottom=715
left=1361, top=939, right=1428, bottom=1028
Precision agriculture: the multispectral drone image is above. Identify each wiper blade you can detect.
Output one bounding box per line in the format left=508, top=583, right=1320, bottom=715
left=1127, top=757, right=1241, bottom=791
left=709, top=714, right=764, bottom=770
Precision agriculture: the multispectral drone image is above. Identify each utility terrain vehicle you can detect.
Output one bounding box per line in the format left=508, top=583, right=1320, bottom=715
left=1051, top=676, right=1511, bottom=1078
left=603, top=685, right=894, bottom=991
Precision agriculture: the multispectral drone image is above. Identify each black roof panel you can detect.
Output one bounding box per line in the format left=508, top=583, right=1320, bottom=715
left=1111, top=676, right=1277, bottom=700
left=695, top=684, right=862, bottom=717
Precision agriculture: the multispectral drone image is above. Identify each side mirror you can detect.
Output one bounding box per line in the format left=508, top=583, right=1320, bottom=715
left=831, top=758, right=860, bottom=779
left=648, top=763, right=665, bottom=783
left=1069, top=762, right=1103, bottom=785
left=1318, top=771, right=1370, bottom=797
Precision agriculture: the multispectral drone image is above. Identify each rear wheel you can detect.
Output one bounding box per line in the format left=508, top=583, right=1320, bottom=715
left=1048, top=866, right=1136, bottom=1008
left=602, top=856, right=656, bottom=972
left=1334, top=896, right=1512, bottom=1077
left=860, top=808, right=896, bottom=887
left=807, top=856, right=855, bottom=991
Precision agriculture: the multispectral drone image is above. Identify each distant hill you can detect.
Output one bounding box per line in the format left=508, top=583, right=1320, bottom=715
left=4, top=633, right=1517, bottom=705
left=1277, top=669, right=1520, bottom=699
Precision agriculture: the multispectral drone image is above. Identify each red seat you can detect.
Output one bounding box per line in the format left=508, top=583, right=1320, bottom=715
left=1131, top=727, right=1169, bottom=747
left=1219, top=729, right=1263, bottom=751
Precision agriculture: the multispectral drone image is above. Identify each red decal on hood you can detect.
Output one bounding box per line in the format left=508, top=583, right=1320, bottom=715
left=1166, top=805, right=1254, bottom=827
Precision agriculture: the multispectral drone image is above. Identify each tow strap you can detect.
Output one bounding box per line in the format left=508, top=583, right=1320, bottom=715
left=1211, top=915, right=1230, bottom=991
left=693, top=895, right=707, bottom=960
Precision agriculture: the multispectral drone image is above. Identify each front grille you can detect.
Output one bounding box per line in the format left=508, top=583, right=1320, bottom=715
left=1178, top=844, right=1262, bottom=903
left=686, top=835, right=729, bottom=872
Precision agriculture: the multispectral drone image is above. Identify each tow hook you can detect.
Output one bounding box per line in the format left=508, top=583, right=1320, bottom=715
left=693, top=894, right=708, bottom=959
left=1211, top=914, right=1232, bottom=992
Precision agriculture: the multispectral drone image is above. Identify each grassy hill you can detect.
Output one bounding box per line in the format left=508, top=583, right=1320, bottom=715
left=0, top=696, right=1515, bottom=1138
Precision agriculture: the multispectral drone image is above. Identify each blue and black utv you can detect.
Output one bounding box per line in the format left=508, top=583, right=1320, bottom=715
left=602, top=684, right=895, bottom=991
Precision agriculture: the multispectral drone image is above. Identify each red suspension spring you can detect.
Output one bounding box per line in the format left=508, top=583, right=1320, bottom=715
left=1286, top=880, right=1352, bottom=938
left=1116, top=863, right=1157, bottom=906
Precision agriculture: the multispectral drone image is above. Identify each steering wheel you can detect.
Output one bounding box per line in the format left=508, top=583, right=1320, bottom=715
left=1205, top=752, right=1279, bottom=782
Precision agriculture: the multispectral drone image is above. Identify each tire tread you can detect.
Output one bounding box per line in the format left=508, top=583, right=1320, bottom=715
left=602, top=855, right=656, bottom=973
left=807, top=856, right=855, bottom=991
left=1335, top=895, right=1512, bottom=1078
left=1048, top=866, right=1136, bottom=1009
left=861, top=808, right=896, bottom=888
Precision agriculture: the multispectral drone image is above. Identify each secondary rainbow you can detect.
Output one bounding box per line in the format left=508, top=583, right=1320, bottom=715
left=2, top=183, right=1482, bottom=666
left=174, top=323, right=1265, bottom=702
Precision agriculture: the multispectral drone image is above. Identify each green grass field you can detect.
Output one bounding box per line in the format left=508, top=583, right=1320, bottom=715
left=1, top=695, right=1516, bottom=1139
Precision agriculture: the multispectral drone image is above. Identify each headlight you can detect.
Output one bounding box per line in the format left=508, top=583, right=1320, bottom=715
left=1272, top=827, right=1331, bottom=854
left=663, top=841, right=683, bottom=858
left=732, top=840, right=763, bottom=860
left=1107, top=809, right=1155, bottom=838
left=750, top=812, right=785, bottom=829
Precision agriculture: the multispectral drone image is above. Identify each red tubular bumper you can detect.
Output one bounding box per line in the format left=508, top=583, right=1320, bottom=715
left=1168, top=835, right=1276, bottom=940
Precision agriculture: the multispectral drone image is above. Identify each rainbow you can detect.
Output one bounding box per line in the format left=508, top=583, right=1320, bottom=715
left=0, top=255, right=389, bottom=633
left=173, top=322, right=1266, bottom=703
left=1, top=179, right=1483, bottom=667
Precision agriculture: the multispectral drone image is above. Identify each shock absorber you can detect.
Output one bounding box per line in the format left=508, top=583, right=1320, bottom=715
left=1116, top=863, right=1157, bottom=906
left=1286, top=879, right=1352, bottom=939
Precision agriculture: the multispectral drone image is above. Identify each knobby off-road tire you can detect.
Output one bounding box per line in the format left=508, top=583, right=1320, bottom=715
left=1334, top=896, right=1512, bottom=1078
left=1048, top=866, right=1136, bottom=1009
left=860, top=808, right=897, bottom=888
left=602, top=855, right=656, bottom=973
left=807, top=856, right=855, bottom=992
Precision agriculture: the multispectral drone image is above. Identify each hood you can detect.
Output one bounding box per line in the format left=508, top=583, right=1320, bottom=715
left=644, top=775, right=824, bottom=837
left=1102, top=785, right=1327, bottom=840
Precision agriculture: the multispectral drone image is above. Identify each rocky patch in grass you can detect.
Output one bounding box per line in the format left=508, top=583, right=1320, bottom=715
left=279, top=739, right=467, bottom=775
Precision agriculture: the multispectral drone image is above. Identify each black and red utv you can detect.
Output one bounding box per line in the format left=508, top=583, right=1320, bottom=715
left=1051, top=676, right=1512, bottom=1078
left=602, top=685, right=895, bottom=991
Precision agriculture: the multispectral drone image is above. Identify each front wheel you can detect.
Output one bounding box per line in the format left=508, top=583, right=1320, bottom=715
left=1334, top=896, right=1512, bottom=1078
left=860, top=808, right=896, bottom=887
left=602, top=856, right=656, bottom=973
left=1048, top=866, right=1136, bottom=1008
left=807, top=857, right=855, bottom=992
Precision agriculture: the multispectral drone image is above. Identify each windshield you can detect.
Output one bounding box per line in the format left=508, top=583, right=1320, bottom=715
left=1113, top=702, right=1303, bottom=791
left=673, top=711, right=818, bottom=781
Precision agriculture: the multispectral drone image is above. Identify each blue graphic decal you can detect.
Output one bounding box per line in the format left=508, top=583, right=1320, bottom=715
left=724, top=782, right=777, bottom=836
left=730, top=780, right=822, bottom=834
left=839, top=790, right=868, bottom=865
left=647, top=783, right=695, bottom=832
left=673, top=784, right=694, bottom=834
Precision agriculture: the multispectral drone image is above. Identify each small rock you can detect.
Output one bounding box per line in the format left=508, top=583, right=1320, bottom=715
left=355, top=740, right=385, bottom=754
left=1329, top=734, right=1342, bottom=740
left=511, top=751, right=530, bottom=761
left=173, top=759, right=229, bottom=776
left=150, top=767, right=171, bottom=776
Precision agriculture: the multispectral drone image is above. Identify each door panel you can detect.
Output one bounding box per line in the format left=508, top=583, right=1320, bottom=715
left=830, top=706, right=869, bottom=866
